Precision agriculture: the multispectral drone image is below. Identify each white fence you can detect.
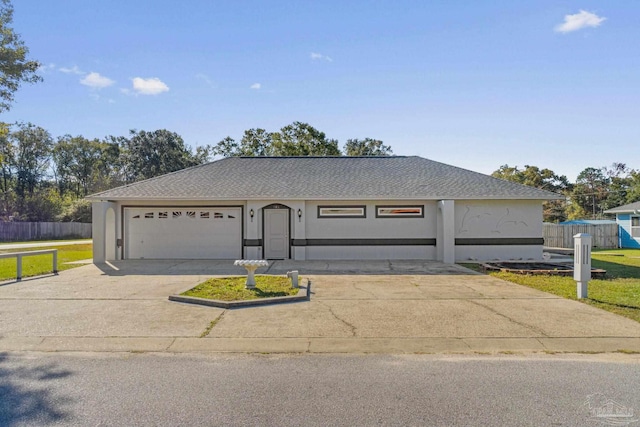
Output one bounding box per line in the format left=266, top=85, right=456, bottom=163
left=0, top=222, right=92, bottom=242
left=543, top=223, right=618, bottom=249
left=0, top=249, right=58, bottom=281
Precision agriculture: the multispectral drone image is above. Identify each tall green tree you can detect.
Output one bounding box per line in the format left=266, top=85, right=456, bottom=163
left=213, top=123, right=392, bottom=158
left=0, top=0, right=41, bottom=113
left=271, top=122, right=341, bottom=156
left=52, top=135, right=104, bottom=197
left=602, top=163, right=633, bottom=211
left=343, top=138, right=393, bottom=156
left=10, top=122, right=52, bottom=198
left=192, top=144, right=214, bottom=164
left=625, top=170, right=640, bottom=205
left=212, top=129, right=273, bottom=157
left=0, top=127, right=14, bottom=216
left=100, top=135, right=128, bottom=188
left=571, top=167, right=610, bottom=219
left=19, top=186, right=62, bottom=221
left=491, top=164, right=570, bottom=222
left=120, top=129, right=200, bottom=182
left=239, top=128, right=273, bottom=156
left=212, top=136, right=239, bottom=157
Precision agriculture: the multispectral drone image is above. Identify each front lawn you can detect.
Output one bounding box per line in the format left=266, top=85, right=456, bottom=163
left=464, top=249, right=640, bottom=323
left=182, top=275, right=299, bottom=301
left=0, top=244, right=93, bottom=281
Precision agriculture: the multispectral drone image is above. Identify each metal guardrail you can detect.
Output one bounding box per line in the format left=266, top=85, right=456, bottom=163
left=0, top=249, right=58, bottom=281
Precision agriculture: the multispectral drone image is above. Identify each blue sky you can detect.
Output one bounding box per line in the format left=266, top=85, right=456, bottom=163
left=4, top=1, right=639, bottom=181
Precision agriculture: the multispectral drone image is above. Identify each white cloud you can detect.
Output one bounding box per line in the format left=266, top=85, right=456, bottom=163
left=59, top=65, right=83, bottom=75
left=555, top=10, right=606, bottom=33
left=250, top=83, right=261, bottom=90
left=310, top=52, right=333, bottom=62
left=80, top=72, right=115, bottom=89
left=132, top=77, right=169, bottom=95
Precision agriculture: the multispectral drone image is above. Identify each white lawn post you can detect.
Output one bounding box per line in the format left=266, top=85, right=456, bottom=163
left=287, top=270, right=299, bottom=288
left=573, top=233, right=592, bottom=299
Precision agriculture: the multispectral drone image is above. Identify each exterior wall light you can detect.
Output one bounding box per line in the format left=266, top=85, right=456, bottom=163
left=297, top=209, right=302, bottom=222
left=249, top=209, right=254, bottom=222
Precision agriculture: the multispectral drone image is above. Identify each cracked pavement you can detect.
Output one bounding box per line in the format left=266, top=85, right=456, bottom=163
left=1, top=259, right=640, bottom=354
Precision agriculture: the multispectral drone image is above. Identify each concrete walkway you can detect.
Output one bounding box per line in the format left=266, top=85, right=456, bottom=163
left=1, top=259, right=639, bottom=354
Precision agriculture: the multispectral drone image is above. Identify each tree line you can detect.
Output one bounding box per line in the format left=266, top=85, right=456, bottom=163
left=212, top=121, right=392, bottom=157
left=0, top=121, right=392, bottom=222
left=492, top=164, right=640, bottom=222
left=0, top=125, right=205, bottom=222
left=2, top=117, right=638, bottom=224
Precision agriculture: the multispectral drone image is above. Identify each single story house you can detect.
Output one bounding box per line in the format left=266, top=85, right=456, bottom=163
left=87, top=156, right=562, bottom=264
left=603, top=201, right=640, bottom=248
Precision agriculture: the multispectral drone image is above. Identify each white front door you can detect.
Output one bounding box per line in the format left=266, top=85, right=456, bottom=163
left=264, top=208, right=289, bottom=259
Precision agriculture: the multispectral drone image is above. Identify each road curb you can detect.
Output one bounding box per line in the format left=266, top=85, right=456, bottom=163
left=168, top=284, right=310, bottom=309
left=2, top=336, right=639, bottom=354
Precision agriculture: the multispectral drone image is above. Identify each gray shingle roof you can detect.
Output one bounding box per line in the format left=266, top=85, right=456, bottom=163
left=86, top=156, right=563, bottom=201
left=603, top=201, right=640, bottom=214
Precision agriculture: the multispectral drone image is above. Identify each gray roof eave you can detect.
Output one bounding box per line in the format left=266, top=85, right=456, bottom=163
left=86, top=195, right=562, bottom=202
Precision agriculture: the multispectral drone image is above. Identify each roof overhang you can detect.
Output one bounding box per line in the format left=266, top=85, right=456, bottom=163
left=86, top=195, right=561, bottom=202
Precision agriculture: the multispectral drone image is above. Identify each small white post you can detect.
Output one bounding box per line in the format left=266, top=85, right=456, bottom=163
left=16, top=254, right=22, bottom=281
left=53, top=249, right=58, bottom=274
left=573, top=233, right=592, bottom=299
left=287, top=270, right=299, bottom=288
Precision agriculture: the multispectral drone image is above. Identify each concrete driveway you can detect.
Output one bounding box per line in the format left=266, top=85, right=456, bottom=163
left=1, top=260, right=639, bottom=354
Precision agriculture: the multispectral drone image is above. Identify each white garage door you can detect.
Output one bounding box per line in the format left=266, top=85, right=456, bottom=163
left=124, top=207, right=242, bottom=259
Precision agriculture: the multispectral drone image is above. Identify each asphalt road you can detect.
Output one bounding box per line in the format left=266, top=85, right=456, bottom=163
left=1, top=353, right=639, bottom=426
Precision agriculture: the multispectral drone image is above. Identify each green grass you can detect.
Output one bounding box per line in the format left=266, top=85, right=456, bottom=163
left=0, top=244, right=93, bottom=280
left=182, top=275, right=299, bottom=301
left=200, top=312, right=225, bottom=338
left=462, top=249, right=640, bottom=323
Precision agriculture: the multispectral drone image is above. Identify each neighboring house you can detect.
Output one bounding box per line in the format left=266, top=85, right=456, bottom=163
left=86, top=156, right=562, bottom=263
left=603, top=202, right=640, bottom=248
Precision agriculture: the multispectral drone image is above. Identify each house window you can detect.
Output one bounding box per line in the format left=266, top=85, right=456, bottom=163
left=632, top=216, right=640, bottom=238
left=375, top=205, right=424, bottom=218
left=318, top=206, right=366, bottom=218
